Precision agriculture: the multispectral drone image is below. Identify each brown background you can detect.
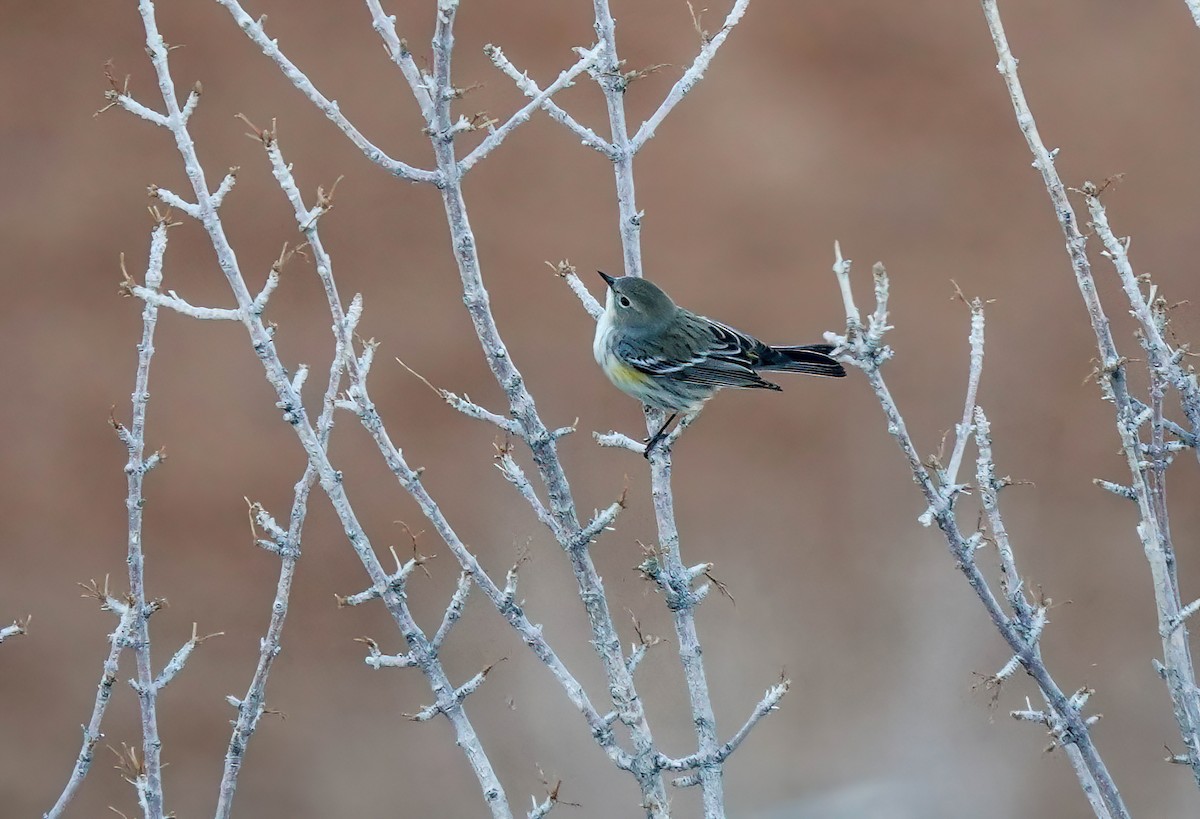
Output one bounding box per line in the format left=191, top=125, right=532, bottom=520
left=3, top=1, right=1200, bottom=817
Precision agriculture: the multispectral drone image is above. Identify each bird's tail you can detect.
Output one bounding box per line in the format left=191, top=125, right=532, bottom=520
left=763, top=343, right=846, bottom=378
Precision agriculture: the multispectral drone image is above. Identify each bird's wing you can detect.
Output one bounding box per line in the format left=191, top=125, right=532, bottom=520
left=615, top=316, right=779, bottom=390
left=702, top=319, right=773, bottom=367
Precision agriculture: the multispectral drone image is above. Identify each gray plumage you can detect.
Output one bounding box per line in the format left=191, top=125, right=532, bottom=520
left=593, top=272, right=845, bottom=415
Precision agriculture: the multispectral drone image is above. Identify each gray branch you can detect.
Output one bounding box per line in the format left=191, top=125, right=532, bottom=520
left=0, top=616, right=29, bottom=644
left=423, top=1, right=670, bottom=808
left=211, top=0, right=439, bottom=184
left=340, top=354, right=630, bottom=771
left=485, top=45, right=614, bottom=157
left=215, top=18, right=666, bottom=803
left=123, top=285, right=242, bottom=321
left=827, top=245, right=1127, bottom=819
left=210, top=169, right=238, bottom=208
left=460, top=43, right=607, bottom=174
left=215, top=300, right=350, bottom=818
left=585, top=2, right=758, bottom=814
left=113, top=200, right=170, bottom=819
left=43, top=604, right=133, bottom=819
left=659, top=678, right=790, bottom=779
left=941, top=299, right=985, bottom=491
left=981, top=0, right=1200, bottom=787
left=1187, top=0, right=1200, bottom=28
left=364, top=0, right=435, bottom=121
left=152, top=623, right=222, bottom=691
left=1086, top=193, right=1200, bottom=458
left=433, top=572, right=472, bottom=650
left=123, top=5, right=512, bottom=813
left=629, top=0, right=752, bottom=153
left=244, top=47, right=637, bottom=799
left=105, top=0, right=779, bottom=814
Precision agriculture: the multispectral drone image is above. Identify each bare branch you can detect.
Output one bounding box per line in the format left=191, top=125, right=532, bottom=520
left=1186, top=1, right=1200, bottom=29
left=0, top=616, right=29, bottom=644
left=982, top=0, right=1200, bottom=789
left=153, top=623, right=222, bottom=691
left=830, top=243, right=1128, bottom=818
left=210, top=168, right=238, bottom=208
left=43, top=606, right=131, bottom=819
left=660, top=677, right=790, bottom=776
left=122, top=285, right=242, bottom=321
left=484, top=45, right=614, bottom=157
left=113, top=194, right=171, bottom=818
left=631, top=0, right=752, bottom=152
left=433, top=573, right=473, bottom=650
left=364, top=0, right=435, bottom=123
left=460, top=43, right=607, bottom=173
left=944, top=296, right=986, bottom=487
left=1084, top=187, right=1200, bottom=459
left=213, top=0, right=439, bottom=184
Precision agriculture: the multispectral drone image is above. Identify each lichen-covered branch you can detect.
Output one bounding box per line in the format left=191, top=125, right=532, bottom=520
left=124, top=4, right=512, bottom=814
left=583, top=3, right=758, bottom=814
left=119, top=0, right=777, bottom=814
left=0, top=616, right=29, bottom=644
left=424, top=2, right=670, bottom=810
left=484, top=45, right=613, bottom=156
left=214, top=295, right=352, bottom=817
left=459, top=43, right=606, bottom=174
left=212, top=0, right=439, bottom=184
left=980, top=0, right=1200, bottom=788
left=112, top=214, right=171, bottom=819
left=827, top=246, right=1127, bottom=819
left=1186, top=1, right=1200, bottom=28
left=658, top=678, right=790, bottom=785
left=44, top=600, right=133, bottom=819
left=629, top=0, right=751, bottom=152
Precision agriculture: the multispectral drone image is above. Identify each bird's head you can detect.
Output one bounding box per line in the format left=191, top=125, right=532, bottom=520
left=598, top=271, right=676, bottom=331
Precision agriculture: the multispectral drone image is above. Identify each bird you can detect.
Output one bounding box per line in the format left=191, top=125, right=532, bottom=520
left=593, top=271, right=846, bottom=457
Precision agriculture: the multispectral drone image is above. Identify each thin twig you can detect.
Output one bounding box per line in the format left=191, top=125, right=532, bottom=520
left=212, top=0, right=439, bottom=184
left=0, top=616, right=29, bottom=644
left=43, top=607, right=133, bottom=818
left=460, top=43, right=607, bottom=174
left=630, top=0, right=752, bottom=152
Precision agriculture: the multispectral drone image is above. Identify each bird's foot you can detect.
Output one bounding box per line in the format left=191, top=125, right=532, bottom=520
left=643, top=430, right=670, bottom=459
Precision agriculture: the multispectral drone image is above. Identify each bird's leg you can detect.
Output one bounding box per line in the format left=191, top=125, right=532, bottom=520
left=643, top=412, right=677, bottom=458
left=642, top=411, right=678, bottom=443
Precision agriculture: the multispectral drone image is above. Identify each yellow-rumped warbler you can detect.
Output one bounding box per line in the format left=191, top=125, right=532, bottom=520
left=593, top=272, right=845, bottom=456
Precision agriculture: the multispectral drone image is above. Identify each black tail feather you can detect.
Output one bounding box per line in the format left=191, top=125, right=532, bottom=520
left=763, top=343, right=846, bottom=378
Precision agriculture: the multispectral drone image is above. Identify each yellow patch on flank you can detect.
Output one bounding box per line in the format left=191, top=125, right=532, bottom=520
left=606, top=359, right=653, bottom=389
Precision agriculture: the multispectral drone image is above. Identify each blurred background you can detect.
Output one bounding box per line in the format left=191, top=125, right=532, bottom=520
left=3, top=1, right=1200, bottom=817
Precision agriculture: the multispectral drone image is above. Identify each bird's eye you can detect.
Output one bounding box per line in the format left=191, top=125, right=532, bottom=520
left=618, top=296, right=632, bottom=308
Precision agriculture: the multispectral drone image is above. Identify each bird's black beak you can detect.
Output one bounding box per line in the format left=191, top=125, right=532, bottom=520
left=597, top=270, right=616, bottom=289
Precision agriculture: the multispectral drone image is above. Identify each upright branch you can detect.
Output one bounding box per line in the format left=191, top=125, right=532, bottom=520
left=980, top=0, right=1200, bottom=785
left=415, top=2, right=670, bottom=808
left=120, top=5, right=512, bottom=815
left=206, top=0, right=663, bottom=810
left=827, top=245, right=1127, bottom=819
left=194, top=0, right=767, bottom=814
left=112, top=217, right=172, bottom=819
left=44, top=588, right=135, bottom=819
left=579, top=3, right=760, bottom=813
left=260, top=125, right=629, bottom=778
left=590, top=0, right=643, bottom=280
left=214, top=283, right=354, bottom=816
